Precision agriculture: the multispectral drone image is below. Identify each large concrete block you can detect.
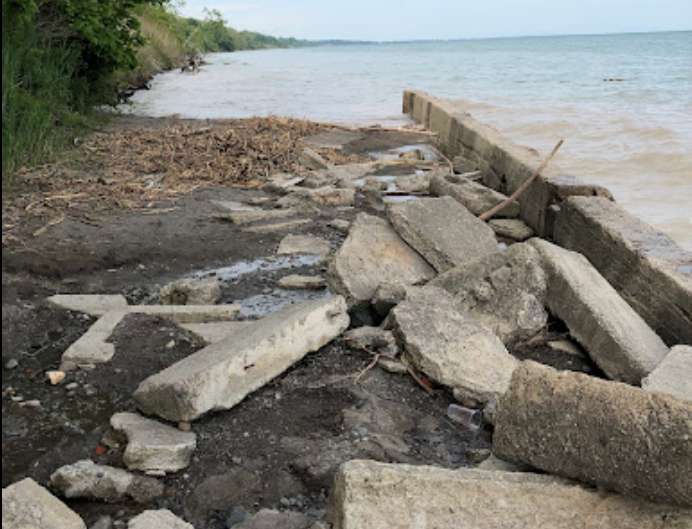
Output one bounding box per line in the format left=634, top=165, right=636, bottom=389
left=642, top=345, right=692, bottom=402
left=327, top=213, right=435, bottom=307
left=390, top=286, right=517, bottom=406
left=493, top=362, right=692, bottom=507
left=430, top=173, right=520, bottom=217
left=330, top=460, right=692, bottom=529
left=2, top=478, right=86, bottom=529
left=531, top=238, right=668, bottom=383
left=431, top=242, right=548, bottom=345
left=386, top=196, right=497, bottom=272
left=134, top=296, right=350, bottom=422
left=47, top=294, right=128, bottom=316
left=554, top=196, right=692, bottom=346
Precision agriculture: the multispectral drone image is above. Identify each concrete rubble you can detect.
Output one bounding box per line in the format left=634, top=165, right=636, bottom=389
left=134, top=296, right=350, bottom=422
left=47, top=294, right=129, bottom=316
left=488, top=218, right=534, bottom=241
left=110, top=412, right=197, bottom=473
left=330, top=460, right=692, bottom=529
left=531, top=238, right=669, bottom=383
left=159, top=277, right=221, bottom=305
left=430, top=172, right=520, bottom=217
left=128, top=510, right=193, bottom=529
left=493, top=361, right=692, bottom=507
left=642, top=345, right=691, bottom=402
left=50, top=460, right=164, bottom=503
left=431, top=242, right=548, bottom=345
left=327, top=213, right=435, bottom=308
left=389, top=286, right=518, bottom=407
left=386, top=196, right=497, bottom=272
left=278, top=274, right=327, bottom=290
left=277, top=234, right=331, bottom=258
left=2, top=478, right=86, bottom=529
left=230, top=509, right=313, bottom=529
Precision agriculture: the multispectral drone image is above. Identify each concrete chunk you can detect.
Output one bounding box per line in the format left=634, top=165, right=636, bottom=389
left=531, top=238, right=668, bottom=383
left=331, top=461, right=692, bottom=529
left=2, top=478, right=86, bottom=529
left=278, top=275, right=327, bottom=290
left=390, top=287, right=518, bottom=406
left=128, top=510, right=193, bottom=529
left=221, top=207, right=301, bottom=225
left=134, top=296, right=350, bottom=422
left=160, top=277, right=221, bottom=305
left=181, top=321, right=254, bottom=344
left=110, top=412, right=197, bottom=473
left=50, top=460, right=164, bottom=503
left=642, top=345, right=692, bottom=402
left=493, top=361, right=692, bottom=507
left=554, top=196, right=692, bottom=346
left=489, top=218, right=535, bottom=241
left=47, top=294, right=129, bottom=316
left=327, top=213, right=435, bottom=307
left=277, top=234, right=331, bottom=257
left=386, top=196, right=497, bottom=272
left=430, top=173, right=520, bottom=217
left=431, top=243, right=548, bottom=345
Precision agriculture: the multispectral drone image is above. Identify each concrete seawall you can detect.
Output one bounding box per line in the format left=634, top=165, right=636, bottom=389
left=403, top=90, right=692, bottom=346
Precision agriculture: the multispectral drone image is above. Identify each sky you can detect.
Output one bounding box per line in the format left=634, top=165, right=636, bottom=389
left=178, top=0, right=692, bottom=41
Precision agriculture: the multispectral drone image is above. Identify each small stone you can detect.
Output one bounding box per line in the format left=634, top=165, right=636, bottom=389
left=377, top=357, right=408, bottom=375
left=2, top=478, right=86, bottom=529
left=343, top=327, right=398, bottom=357
left=47, top=370, right=66, bottom=385
left=465, top=447, right=492, bottom=464
left=160, top=277, right=221, bottom=306
left=83, top=384, right=97, bottom=396
left=66, top=382, right=79, bottom=390
left=5, top=358, right=19, bottom=370
left=166, top=340, right=176, bottom=349
left=447, top=403, right=482, bottom=432
left=21, top=399, right=41, bottom=408
left=90, top=515, right=113, bottom=529
left=489, top=218, right=535, bottom=241
left=178, top=421, right=192, bottom=432
left=328, top=219, right=351, bottom=234
left=278, top=275, right=327, bottom=290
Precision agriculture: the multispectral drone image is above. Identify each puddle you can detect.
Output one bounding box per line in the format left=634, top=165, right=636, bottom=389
left=238, top=288, right=331, bottom=318
left=193, top=255, right=323, bottom=282
left=369, top=144, right=441, bottom=162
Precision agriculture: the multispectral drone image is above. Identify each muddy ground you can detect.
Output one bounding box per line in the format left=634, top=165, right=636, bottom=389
left=2, top=116, right=598, bottom=528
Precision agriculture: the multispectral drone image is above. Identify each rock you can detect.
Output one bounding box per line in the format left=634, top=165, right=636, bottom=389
left=296, top=186, right=356, bottom=207
left=90, top=515, right=113, bottom=529
left=243, top=219, right=311, bottom=233
left=221, top=207, right=302, bottom=225
left=386, top=196, right=497, bottom=272
left=262, top=173, right=305, bottom=194
left=277, top=234, right=331, bottom=258
left=477, top=454, right=531, bottom=472
left=50, top=460, right=164, bottom=503
left=390, top=287, right=518, bottom=406
left=47, top=294, right=129, bottom=316
left=46, top=370, right=66, bottom=385
left=431, top=242, right=548, bottom=345
left=278, top=275, right=327, bottom=290
left=371, top=283, right=407, bottom=317
left=134, top=296, right=350, bottom=422
left=110, top=412, right=196, bottom=473
left=343, top=327, right=398, bottom=357
left=493, top=361, right=692, bottom=507
left=128, top=510, right=192, bottom=529
left=160, top=277, right=221, bottom=306
left=231, top=509, right=312, bottom=529
left=5, top=358, right=18, bottom=369
left=489, top=218, right=534, bottom=241
left=377, top=357, right=407, bottom=374
left=642, top=345, right=691, bottom=402
left=327, top=213, right=435, bottom=308
left=2, top=477, right=86, bottom=529
left=530, top=239, right=669, bottom=383
left=430, top=173, right=520, bottom=217
left=392, top=174, right=430, bottom=194
left=211, top=200, right=257, bottom=212
left=182, top=321, right=254, bottom=344
left=452, top=155, right=479, bottom=174
left=554, top=196, right=692, bottom=346
left=299, top=147, right=330, bottom=170
left=330, top=460, right=692, bottom=529
left=328, top=219, right=351, bottom=233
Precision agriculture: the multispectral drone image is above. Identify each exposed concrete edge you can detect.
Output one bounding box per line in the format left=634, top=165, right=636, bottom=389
left=403, top=90, right=692, bottom=346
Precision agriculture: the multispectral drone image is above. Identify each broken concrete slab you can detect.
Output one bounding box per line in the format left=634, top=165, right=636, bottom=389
left=343, top=327, right=398, bottom=357
left=390, top=286, right=518, bottom=406
left=50, top=460, right=164, bottom=503
left=392, top=173, right=430, bottom=194
left=128, top=510, right=193, bottom=529
left=642, top=345, right=691, bottom=402
left=110, top=412, right=196, bottom=473
left=277, top=234, right=331, bottom=258
left=243, top=219, right=311, bottom=233
left=47, top=294, right=129, bottom=316
left=489, top=218, right=535, bottom=241
left=160, top=277, right=221, bottom=305
left=327, top=213, right=435, bottom=308
left=262, top=173, right=305, bottom=194
left=134, top=296, right=350, bottom=422
left=220, top=207, right=302, bottom=225
left=2, top=478, right=86, bottom=529
left=554, top=196, right=692, bottom=346
left=493, top=361, right=692, bottom=507
left=60, top=304, right=240, bottom=368
left=181, top=321, right=253, bottom=344
left=299, top=147, right=330, bottom=170
left=211, top=200, right=257, bottom=212
left=294, top=186, right=356, bottom=207
left=278, top=275, right=327, bottom=290
left=431, top=242, right=548, bottom=345
left=330, top=460, right=692, bottom=529
left=531, top=239, right=669, bottom=383
left=386, top=196, right=497, bottom=272
left=430, top=173, right=520, bottom=218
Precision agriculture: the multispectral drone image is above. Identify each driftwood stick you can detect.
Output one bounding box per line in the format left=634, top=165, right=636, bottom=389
left=479, top=139, right=564, bottom=221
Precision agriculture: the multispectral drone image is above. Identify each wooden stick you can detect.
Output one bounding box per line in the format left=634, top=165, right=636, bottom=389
left=479, top=139, right=564, bottom=221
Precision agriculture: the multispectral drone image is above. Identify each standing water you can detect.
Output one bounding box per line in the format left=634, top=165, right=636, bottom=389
left=126, top=32, right=692, bottom=249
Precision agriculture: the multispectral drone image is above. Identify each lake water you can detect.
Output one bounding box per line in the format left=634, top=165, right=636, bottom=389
left=127, top=31, right=692, bottom=249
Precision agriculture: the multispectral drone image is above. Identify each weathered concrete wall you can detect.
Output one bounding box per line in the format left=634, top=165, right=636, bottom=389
left=403, top=90, right=692, bottom=346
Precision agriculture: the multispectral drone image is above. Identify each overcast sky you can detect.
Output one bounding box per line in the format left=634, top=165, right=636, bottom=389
left=178, top=0, right=691, bottom=40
